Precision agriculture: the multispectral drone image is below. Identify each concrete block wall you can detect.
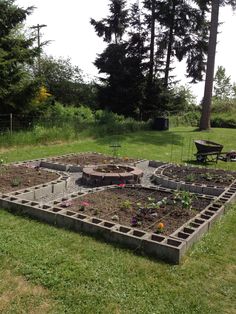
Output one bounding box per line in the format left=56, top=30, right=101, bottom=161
left=151, top=163, right=228, bottom=196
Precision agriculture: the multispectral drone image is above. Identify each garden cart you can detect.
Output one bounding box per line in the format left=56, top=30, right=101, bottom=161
left=194, top=140, right=223, bottom=163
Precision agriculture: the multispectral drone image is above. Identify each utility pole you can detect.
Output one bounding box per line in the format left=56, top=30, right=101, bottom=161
left=31, top=24, right=47, bottom=76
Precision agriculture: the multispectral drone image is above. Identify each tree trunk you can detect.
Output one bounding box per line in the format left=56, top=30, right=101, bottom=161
left=164, top=1, right=176, bottom=88
left=199, top=0, right=220, bottom=130
left=148, top=0, right=155, bottom=86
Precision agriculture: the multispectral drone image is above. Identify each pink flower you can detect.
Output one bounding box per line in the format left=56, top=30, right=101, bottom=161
left=81, top=201, right=90, bottom=207
left=117, top=183, right=126, bottom=188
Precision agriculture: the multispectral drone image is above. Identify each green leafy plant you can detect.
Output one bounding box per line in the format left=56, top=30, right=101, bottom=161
left=174, top=190, right=196, bottom=210
left=200, top=172, right=213, bottom=181
left=11, top=177, right=21, bottom=187
left=121, top=200, right=132, bottom=210
left=185, top=174, right=196, bottom=182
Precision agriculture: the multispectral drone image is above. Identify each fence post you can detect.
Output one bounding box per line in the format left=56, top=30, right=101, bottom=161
left=10, top=113, right=13, bottom=135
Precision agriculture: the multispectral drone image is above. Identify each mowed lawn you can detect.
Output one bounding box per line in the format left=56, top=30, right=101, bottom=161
left=0, top=127, right=236, bottom=313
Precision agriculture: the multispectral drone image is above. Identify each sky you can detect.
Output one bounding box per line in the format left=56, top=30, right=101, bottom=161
left=16, top=0, right=236, bottom=102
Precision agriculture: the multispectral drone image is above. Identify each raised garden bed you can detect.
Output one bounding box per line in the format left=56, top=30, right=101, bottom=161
left=58, top=187, right=211, bottom=236
left=0, top=165, right=59, bottom=194
left=163, top=165, right=236, bottom=188
left=1, top=153, right=235, bottom=264
left=50, top=153, right=138, bottom=166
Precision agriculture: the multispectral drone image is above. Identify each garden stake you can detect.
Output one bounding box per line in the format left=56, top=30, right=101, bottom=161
left=180, top=137, right=184, bottom=162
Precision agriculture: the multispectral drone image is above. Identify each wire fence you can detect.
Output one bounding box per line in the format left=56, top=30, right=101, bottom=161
left=0, top=114, right=86, bottom=134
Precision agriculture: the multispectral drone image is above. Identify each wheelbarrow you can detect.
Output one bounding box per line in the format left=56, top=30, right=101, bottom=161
left=194, top=140, right=223, bottom=163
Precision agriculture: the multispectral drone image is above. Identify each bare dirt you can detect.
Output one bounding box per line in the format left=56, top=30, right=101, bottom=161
left=51, top=153, right=138, bottom=166
left=0, top=165, right=59, bottom=194
left=163, top=165, right=236, bottom=188
left=60, top=187, right=211, bottom=236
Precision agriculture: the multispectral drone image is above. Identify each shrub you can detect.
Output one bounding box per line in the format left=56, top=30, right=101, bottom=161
left=169, top=111, right=200, bottom=127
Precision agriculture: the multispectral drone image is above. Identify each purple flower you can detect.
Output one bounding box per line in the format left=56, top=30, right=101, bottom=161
left=131, top=216, right=137, bottom=227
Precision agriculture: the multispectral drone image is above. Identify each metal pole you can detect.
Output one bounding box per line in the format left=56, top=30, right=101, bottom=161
left=10, top=113, right=12, bottom=135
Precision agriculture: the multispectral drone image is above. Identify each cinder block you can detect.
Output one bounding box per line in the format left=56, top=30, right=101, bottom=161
left=16, top=190, right=35, bottom=201
left=142, top=237, right=186, bottom=264
left=68, top=165, right=82, bottom=172
left=52, top=180, right=66, bottom=194
left=34, top=184, right=52, bottom=200
left=56, top=210, right=77, bottom=229
left=40, top=161, right=67, bottom=171
left=202, top=186, right=224, bottom=196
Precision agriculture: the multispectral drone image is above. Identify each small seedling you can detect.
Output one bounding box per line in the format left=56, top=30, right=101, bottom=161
left=174, top=191, right=196, bottom=210
left=185, top=174, right=196, bottom=182
left=121, top=200, right=132, bottom=210
left=11, top=177, right=21, bottom=187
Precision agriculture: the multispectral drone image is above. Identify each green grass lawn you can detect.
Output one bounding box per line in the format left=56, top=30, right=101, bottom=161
left=0, top=127, right=236, bottom=313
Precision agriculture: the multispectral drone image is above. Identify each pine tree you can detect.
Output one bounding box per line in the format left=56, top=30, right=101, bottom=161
left=0, top=0, right=39, bottom=114
left=91, top=0, right=147, bottom=117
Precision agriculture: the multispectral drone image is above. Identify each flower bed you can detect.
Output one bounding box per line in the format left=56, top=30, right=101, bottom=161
left=58, top=187, right=211, bottom=235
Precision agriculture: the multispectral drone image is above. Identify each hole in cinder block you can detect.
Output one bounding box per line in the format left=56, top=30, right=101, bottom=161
left=208, top=206, right=219, bottom=212
left=52, top=207, right=62, bottom=213
left=177, top=232, right=189, bottom=239
left=119, top=226, right=130, bottom=233
left=42, top=205, right=51, bottom=210
left=76, top=213, right=86, bottom=220
left=10, top=197, right=17, bottom=201
left=103, top=221, right=115, bottom=228
left=204, top=210, right=214, bottom=216
left=53, top=201, right=60, bottom=205
left=133, top=230, right=146, bottom=237
left=190, top=222, right=200, bottom=228
left=65, top=211, right=75, bottom=216
left=151, top=234, right=165, bottom=242
left=91, top=218, right=102, bottom=224
left=14, top=192, right=21, bottom=195
left=62, top=197, right=68, bottom=201
left=30, top=202, right=39, bottom=206
left=34, top=186, right=40, bottom=190
left=200, top=214, right=211, bottom=220
left=183, top=227, right=195, bottom=234
left=42, top=184, right=47, bottom=187
left=71, top=194, right=77, bottom=198
left=21, top=200, right=29, bottom=204
left=213, top=203, right=221, bottom=208
left=1, top=195, right=8, bottom=199
left=167, top=239, right=182, bottom=247
left=219, top=198, right=227, bottom=202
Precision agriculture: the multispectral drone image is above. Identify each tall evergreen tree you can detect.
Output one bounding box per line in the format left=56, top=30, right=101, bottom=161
left=199, top=0, right=236, bottom=130
left=0, top=0, right=39, bottom=114
left=90, top=0, right=128, bottom=44
left=152, top=0, right=209, bottom=87
left=91, top=0, right=147, bottom=117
